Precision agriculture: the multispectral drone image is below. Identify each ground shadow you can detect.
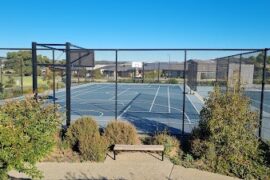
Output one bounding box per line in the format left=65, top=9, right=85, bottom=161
left=122, top=112, right=191, bottom=135
left=8, top=176, right=31, bottom=180
left=64, top=171, right=126, bottom=180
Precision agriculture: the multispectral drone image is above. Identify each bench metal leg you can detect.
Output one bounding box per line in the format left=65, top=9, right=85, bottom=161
left=162, top=151, right=164, bottom=161
left=114, top=150, right=116, bottom=160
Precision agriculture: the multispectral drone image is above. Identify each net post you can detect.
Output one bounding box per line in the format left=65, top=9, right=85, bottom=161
left=32, top=42, right=38, bottom=94
left=115, top=50, right=118, bottom=120
left=66, top=42, right=71, bottom=127
left=182, top=50, right=187, bottom=137
left=258, top=49, right=267, bottom=138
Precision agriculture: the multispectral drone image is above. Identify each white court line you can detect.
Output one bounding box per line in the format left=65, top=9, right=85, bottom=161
left=56, top=83, right=97, bottom=98
left=167, top=86, right=171, bottom=113
left=71, top=85, right=110, bottom=99
left=178, top=85, right=200, bottom=114
left=118, top=105, right=131, bottom=119
left=127, top=110, right=172, bottom=114
left=184, top=112, right=192, bottom=124
left=56, top=85, right=112, bottom=101
left=251, top=99, right=270, bottom=108
left=109, top=88, right=130, bottom=100
left=149, top=85, right=160, bottom=112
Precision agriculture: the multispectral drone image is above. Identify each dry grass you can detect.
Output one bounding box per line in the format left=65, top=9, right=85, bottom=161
left=42, top=132, right=81, bottom=162
left=104, top=120, right=140, bottom=146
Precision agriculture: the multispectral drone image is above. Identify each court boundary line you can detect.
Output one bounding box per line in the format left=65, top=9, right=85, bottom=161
left=149, top=85, right=160, bottom=112
left=117, top=93, right=141, bottom=119
left=250, top=99, right=270, bottom=108
left=56, top=83, right=98, bottom=98
left=118, top=105, right=131, bottom=119
left=109, top=88, right=130, bottom=100
left=178, top=85, right=200, bottom=114
left=168, top=86, right=171, bottom=113
left=71, top=85, right=111, bottom=99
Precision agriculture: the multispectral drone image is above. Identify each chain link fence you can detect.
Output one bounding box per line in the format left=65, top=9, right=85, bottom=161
left=0, top=47, right=269, bottom=141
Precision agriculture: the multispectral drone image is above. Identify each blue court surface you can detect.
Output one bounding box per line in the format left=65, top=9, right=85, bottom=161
left=53, top=83, right=202, bottom=134
left=245, top=90, right=270, bottom=114
left=245, top=90, right=270, bottom=140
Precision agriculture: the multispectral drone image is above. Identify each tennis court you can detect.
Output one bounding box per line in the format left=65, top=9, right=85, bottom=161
left=52, top=83, right=202, bottom=134
left=245, top=90, right=270, bottom=139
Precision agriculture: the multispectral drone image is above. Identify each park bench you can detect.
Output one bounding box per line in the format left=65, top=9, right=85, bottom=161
left=113, top=144, right=165, bottom=161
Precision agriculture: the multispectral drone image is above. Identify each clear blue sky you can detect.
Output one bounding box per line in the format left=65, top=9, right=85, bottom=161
left=0, top=0, right=269, bottom=60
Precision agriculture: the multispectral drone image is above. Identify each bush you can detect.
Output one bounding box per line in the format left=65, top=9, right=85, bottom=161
left=0, top=83, right=3, bottom=93
left=5, top=76, right=15, bottom=88
left=66, top=117, right=99, bottom=149
left=66, top=117, right=108, bottom=162
left=79, top=133, right=108, bottom=161
left=166, top=78, right=178, bottom=84
left=190, top=86, right=270, bottom=179
left=104, top=120, right=140, bottom=146
left=0, top=98, right=60, bottom=179
left=152, top=131, right=182, bottom=160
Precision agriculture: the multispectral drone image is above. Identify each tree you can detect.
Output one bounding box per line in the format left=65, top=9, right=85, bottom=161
left=5, top=51, right=51, bottom=76
left=5, top=76, right=15, bottom=88
left=0, top=98, right=60, bottom=179
left=190, top=87, right=269, bottom=179
left=93, top=69, right=103, bottom=79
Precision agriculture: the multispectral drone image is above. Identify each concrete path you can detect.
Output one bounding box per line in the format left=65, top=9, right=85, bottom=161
left=9, top=152, right=237, bottom=180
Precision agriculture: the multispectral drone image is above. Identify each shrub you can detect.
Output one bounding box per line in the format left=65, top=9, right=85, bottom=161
left=0, top=98, right=60, bottom=179
left=104, top=120, right=140, bottom=146
left=66, top=117, right=108, bottom=162
left=190, top=86, right=270, bottom=179
left=166, top=78, right=178, bottom=84
left=5, top=76, right=15, bottom=88
left=152, top=131, right=182, bottom=159
left=79, top=134, right=108, bottom=161
left=0, top=83, right=3, bottom=93
left=66, top=117, right=99, bottom=149
left=42, top=130, right=81, bottom=163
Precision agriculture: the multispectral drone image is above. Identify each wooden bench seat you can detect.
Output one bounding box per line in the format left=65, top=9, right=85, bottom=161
left=113, top=144, right=165, bottom=161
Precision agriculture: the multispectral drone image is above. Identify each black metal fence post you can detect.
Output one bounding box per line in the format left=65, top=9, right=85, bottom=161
left=77, top=68, right=80, bottom=84
left=115, top=50, right=118, bottom=120
left=158, top=62, right=160, bottom=83
left=142, top=62, right=145, bottom=83
left=66, top=42, right=71, bottom=127
left=238, top=54, right=242, bottom=90
left=182, top=50, right=187, bottom=136
left=215, top=58, right=218, bottom=85
left=226, top=57, right=230, bottom=92
left=32, top=42, right=37, bottom=94
left=20, top=58, right=23, bottom=94
left=52, top=50, right=56, bottom=106
left=0, top=59, right=2, bottom=85
left=258, top=49, right=267, bottom=138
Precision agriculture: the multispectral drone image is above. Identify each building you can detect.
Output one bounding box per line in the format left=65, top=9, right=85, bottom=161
left=188, top=59, right=255, bottom=90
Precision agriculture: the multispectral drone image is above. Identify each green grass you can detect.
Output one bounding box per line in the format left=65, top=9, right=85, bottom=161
left=1, top=76, right=59, bottom=87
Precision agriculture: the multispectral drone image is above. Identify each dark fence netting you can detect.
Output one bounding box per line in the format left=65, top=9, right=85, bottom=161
left=0, top=49, right=32, bottom=100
